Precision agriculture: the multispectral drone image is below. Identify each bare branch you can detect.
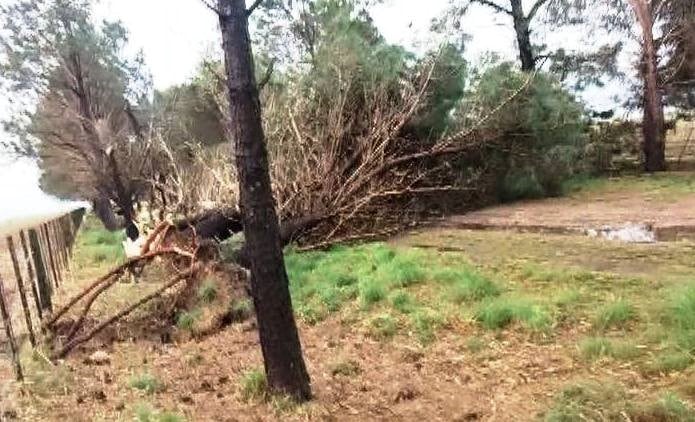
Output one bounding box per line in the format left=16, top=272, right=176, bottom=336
left=200, top=0, right=222, bottom=15
left=526, top=0, right=549, bottom=21
left=246, top=0, right=264, bottom=16
left=257, top=59, right=275, bottom=91
left=472, top=0, right=513, bottom=15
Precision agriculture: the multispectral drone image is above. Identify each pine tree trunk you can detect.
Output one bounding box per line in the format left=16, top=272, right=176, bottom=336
left=217, top=0, right=312, bottom=401
left=510, top=0, right=535, bottom=71
left=630, top=0, right=666, bottom=172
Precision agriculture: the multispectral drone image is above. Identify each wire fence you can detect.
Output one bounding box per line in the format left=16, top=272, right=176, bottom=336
left=0, top=208, right=85, bottom=381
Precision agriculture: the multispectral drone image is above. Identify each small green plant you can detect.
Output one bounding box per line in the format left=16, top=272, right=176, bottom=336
left=129, top=373, right=163, bottom=395
left=632, top=393, right=695, bottom=421
left=594, top=300, right=636, bottom=330
left=366, top=314, right=398, bottom=340
left=176, top=309, right=201, bottom=331
left=197, top=280, right=218, bottom=303
left=240, top=368, right=267, bottom=401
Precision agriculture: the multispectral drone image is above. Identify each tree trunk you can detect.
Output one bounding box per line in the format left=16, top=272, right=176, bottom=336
left=630, top=0, right=666, bottom=172
left=92, top=194, right=120, bottom=231
left=510, top=0, right=535, bottom=71
left=217, top=0, right=311, bottom=401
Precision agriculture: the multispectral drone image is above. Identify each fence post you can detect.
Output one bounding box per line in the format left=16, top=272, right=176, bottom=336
left=28, top=228, right=52, bottom=312
left=6, top=236, right=36, bottom=347
left=48, top=221, right=64, bottom=281
left=19, top=231, right=43, bottom=320
left=0, top=273, right=23, bottom=381
left=53, top=220, right=69, bottom=271
left=41, top=224, right=60, bottom=288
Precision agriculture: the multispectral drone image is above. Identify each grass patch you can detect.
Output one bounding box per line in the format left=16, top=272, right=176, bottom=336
left=579, top=337, right=613, bottom=361
left=465, top=337, right=486, bottom=354
left=230, top=298, right=254, bottom=321
left=176, top=309, right=201, bottom=331
left=240, top=368, right=268, bottom=401
left=593, top=300, right=636, bottom=331
left=197, top=280, right=218, bottom=303
left=435, top=269, right=500, bottom=303
left=390, top=290, right=417, bottom=314
left=475, top=297, right=552, bottom=331
left=664, top=285, right=695, bottom=352
left=129, top=373, right=163, bottom=395
left=648, top=351, right=694, bottom=374
left=545, top=382, right=695, bottom=421
left=410, top=310, right=444, bottom=345
left=329, top=359, right=361, bottom=377
left=134, top=403, right=185, bottom=422
left=579, top=337, right=642, bottom=362
left=359, top=279, right=386, bottom=306
left=366, top=314, right=398, bottom=340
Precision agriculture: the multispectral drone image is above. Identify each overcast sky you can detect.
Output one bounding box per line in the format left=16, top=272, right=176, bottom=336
left=0, top=0, right=637, bottom=222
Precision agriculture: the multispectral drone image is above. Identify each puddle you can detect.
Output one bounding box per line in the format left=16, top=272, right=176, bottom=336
left=586, top=223, right=656, bottom=243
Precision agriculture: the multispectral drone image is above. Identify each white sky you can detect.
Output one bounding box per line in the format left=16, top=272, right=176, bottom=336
left=0, top=0, right=637, bottom=222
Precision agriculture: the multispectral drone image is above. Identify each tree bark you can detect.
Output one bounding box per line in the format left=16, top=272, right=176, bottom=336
left=510, top=0, right=535, bottom=71
left=92, top=194, right=120, bottom=231
left=630, top=0, right=666, bottom=172
left=217, top=0, right=311, bottom=401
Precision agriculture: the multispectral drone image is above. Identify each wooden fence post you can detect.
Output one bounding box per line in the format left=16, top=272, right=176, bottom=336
left=0, top=273, right=23, bottom=381
left=19, top=231, right=43, bottom=320
left=6, top=236, right=36, bottom=347
left=28, top=228, right=52, bottom=312
left=48, top=221, right=64, bottom=281
left=53, top=220, right=69, bottom=271
left=41, top=224, right=60, bottom=288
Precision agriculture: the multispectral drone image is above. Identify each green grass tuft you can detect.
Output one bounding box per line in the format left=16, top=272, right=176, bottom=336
left=440, top=269, right=500, bottom=303
left=410, top=310, right=443, bottom=345
left=176, top=309, right=201, bottom=331
left=579, top=337, right=613, bottom=361
left=366, top=314, right=398, bottom=340
left=129, top=374, right=163, bottom=395
left=197, top=280, right=218, bottom=303
left=390, top=290, right=417, bottom=314
left=359, top=279, right=386, bottom=306
left=240, top=368, right=267, bottom=401
left=475, top=297, right=551, bottom=331
left=329, top=359, right=361, bottom=377
left=593, top=300, right=636, bottom=331
left=649, top=351, right=694, bottom=374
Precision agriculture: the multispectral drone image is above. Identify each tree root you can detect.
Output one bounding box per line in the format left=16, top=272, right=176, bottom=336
left=53, top=264, right=202, bottom=359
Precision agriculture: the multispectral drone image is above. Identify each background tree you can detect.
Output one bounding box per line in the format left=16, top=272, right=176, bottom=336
left=0, top=0, right=154, bottom=233
left=214, top=0, right=312, bottom=400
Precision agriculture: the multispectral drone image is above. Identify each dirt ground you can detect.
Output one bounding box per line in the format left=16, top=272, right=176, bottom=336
left=443, top=173, right=695, bottom=240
